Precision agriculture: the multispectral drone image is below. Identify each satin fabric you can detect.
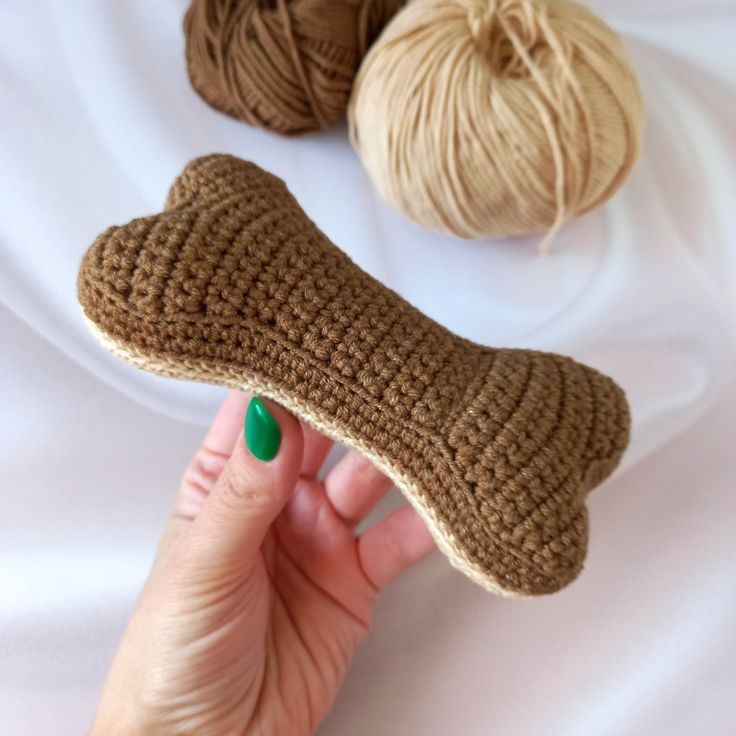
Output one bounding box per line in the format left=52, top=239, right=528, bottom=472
left=1, top=1, right=734, bottom=733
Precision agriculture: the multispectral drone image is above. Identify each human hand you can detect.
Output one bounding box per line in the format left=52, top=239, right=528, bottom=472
left=92, top=391, right=436, bottom=735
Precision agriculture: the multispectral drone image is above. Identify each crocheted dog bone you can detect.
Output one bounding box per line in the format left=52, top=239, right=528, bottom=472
left=78, top=154, right=630, bottom=596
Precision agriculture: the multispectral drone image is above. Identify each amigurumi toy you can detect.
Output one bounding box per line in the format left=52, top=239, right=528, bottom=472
left=78, top=154, right=630, bottom=596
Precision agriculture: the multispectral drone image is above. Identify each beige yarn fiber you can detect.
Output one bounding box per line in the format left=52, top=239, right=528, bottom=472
left=349, top=0, right=644, bottom=241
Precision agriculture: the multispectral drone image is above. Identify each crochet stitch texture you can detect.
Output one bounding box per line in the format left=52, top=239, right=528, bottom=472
left=78, top=154, right=630, bottom=596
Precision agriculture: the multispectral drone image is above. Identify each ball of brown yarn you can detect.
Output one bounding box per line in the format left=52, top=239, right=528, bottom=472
left=348, top=0, right=644, bottom=241
left=184, top=0, right=405, bottom=136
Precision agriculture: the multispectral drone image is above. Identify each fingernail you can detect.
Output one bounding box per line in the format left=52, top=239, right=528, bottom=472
left=245, top=396, right=281, bottom=461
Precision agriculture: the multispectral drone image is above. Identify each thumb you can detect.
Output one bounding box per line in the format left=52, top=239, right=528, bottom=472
left=181, top=396, right=304, bottom=574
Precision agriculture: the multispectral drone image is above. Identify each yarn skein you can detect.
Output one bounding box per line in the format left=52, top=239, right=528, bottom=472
left=348, top=0, right=644, bottom=242
left=184, top=0, right=405, bottom=136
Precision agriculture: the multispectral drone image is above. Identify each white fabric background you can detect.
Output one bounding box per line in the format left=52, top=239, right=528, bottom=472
left=1, top=1, right=734, bottom=733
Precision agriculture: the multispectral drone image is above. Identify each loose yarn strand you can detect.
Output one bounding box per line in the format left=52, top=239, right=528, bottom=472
left=493, top=3, right=570, bottom=250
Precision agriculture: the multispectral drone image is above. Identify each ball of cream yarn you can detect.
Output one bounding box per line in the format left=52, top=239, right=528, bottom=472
left=349, top=0, right=644, bottom=239
left=184, top=0, right=405, bottom=136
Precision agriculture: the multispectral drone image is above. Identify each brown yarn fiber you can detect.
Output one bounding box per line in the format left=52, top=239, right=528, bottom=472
left=77, top=154, right=630, bottom=596
left=184, top=0, right=404, bottom=135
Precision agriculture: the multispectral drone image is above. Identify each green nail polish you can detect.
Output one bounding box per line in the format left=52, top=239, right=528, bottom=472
left=245, top=396, right=281, bottom=461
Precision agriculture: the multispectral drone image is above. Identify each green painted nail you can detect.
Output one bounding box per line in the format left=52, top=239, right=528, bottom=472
left=245, top=396, right=281, bottom=461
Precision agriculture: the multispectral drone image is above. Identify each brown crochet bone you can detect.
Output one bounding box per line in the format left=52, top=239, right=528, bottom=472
left=77, top=154, right=630, bottom=596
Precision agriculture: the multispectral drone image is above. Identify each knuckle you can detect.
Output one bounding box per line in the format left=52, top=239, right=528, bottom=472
left=377, top=531, right=408, bottom=567
left=216, top=462, right=275, bottom=513
left=182, top=445, right=230, bottom=492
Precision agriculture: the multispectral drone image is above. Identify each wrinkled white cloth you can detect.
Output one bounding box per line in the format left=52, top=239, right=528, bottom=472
left=1, top=1, right=734, bottom=734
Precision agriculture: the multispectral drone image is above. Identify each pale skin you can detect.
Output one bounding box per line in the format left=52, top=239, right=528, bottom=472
left=92, top=391, right=436, bottom=735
